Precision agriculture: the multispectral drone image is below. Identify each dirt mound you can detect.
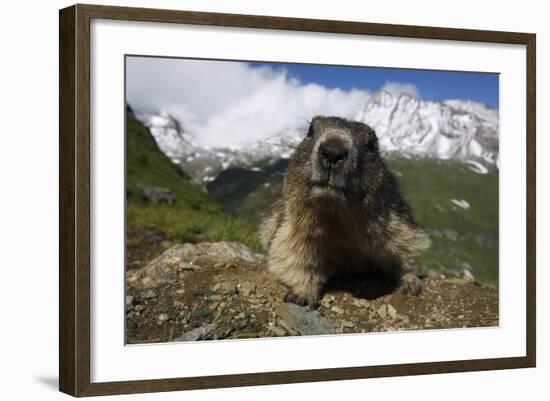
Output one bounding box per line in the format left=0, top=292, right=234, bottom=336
left=125, top=242, right=498, bottom=344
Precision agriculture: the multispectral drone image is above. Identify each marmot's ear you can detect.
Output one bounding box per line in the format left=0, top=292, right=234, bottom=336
left=306, top=124, right=314, bottom=137
left=366, top=133, right=379, bottom=152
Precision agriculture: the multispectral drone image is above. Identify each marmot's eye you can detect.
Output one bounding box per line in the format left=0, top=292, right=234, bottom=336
left=306, top=125, right=314, bottom=138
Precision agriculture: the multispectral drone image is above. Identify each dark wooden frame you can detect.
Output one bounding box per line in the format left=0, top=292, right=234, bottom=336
left=59, top=3, right=536, bottom=397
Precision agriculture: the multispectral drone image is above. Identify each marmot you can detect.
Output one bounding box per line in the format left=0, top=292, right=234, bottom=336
left=260, top=116, right=430, bottom=307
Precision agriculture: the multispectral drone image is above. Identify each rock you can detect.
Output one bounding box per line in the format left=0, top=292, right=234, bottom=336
left=387, top=305, right=397, bottom=319
left=192, top=307, right=213, bottom=319
left=125, top=295, right=134, bottom=306
left=141, top=289, right=158, bottom=299
left=269, top=326, right=287, bottom=336
left=126, top=242, right=266, bottom=289
left=352, top=298, right=370, bottom=308
left=217, top=282, right=237, bottom=295
left=173, top=323, right=217, bottom=341
left=137, top=184, right=176, bottom=205
left=190, top=288, right=205, bottom=297
left=377, top=304, right=388, bottom=319
left=342, top=321, right=355, bottom=328
left=331, top=306, right=345, bottom=315
left=239, top=282, right=256, bottom=297
left=157, top=313, right=168, bottom=322
left=276, top=303, right=335, bottom=335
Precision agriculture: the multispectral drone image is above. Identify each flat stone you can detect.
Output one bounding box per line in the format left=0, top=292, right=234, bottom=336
left=276, top=303, right=335, bottom=335
left=342, top=321, right=355, bottom=328
left=173, top=323, right=217, bottom=341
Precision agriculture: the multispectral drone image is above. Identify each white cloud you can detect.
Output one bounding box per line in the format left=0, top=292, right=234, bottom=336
left=126, top=57, right=371, bottom=148
left=381, top=81, right=420, bottom=98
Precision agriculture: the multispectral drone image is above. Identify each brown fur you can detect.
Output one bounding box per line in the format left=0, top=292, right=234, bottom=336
left=260, top=116, right=430, bottom=306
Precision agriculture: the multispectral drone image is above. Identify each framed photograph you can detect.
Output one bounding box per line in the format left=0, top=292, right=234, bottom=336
left=59, top=4, right=536, bottom=397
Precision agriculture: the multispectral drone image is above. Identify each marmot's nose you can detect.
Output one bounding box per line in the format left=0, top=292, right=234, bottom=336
left=319, top=138, right=349, bottom=168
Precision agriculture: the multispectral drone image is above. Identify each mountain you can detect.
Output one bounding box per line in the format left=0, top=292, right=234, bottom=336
left=132, top=91, right=499, bottom=183
left=126, top=107, right=220, bottom=212
left=355, top=91, right=499, bottom=169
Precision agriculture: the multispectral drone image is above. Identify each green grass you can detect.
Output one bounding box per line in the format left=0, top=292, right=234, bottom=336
left=384, top=156, right=499, bottom=285
left=385, top=156, right=498, bottom=236
left=125, top=109, right=261, bottom=252
left=126, top=203, right=261, bottom=251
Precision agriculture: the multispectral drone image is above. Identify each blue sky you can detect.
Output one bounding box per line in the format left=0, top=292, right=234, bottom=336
left=250, top=62, right=499, bottom=109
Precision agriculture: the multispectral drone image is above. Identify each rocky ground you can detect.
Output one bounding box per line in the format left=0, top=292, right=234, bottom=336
left=125, top=241, right=498, bottom=344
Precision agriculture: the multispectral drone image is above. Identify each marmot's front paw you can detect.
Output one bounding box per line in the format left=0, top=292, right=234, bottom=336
left=398, top=272, right=422, bottom=296
left=284, top=290, right=319, bottom=308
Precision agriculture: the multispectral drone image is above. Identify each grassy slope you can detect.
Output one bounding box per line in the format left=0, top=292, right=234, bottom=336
left=208, top=156, right=499, bottom=285
left=125, top=110, right=261, bottom=251
left=385, top=156, right=498, bottom=285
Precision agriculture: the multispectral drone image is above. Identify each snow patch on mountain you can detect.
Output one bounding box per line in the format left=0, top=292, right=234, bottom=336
left=355, top=91, right=499, bottom=166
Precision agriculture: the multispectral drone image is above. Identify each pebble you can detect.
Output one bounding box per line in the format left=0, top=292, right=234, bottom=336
left=270, top=326, right=287, bottom=336
left=192, top=307, right=213, bottom=318
left=125, top=295, right=134, bottom=306
left=331, top=306, right=345, bottom=315
left=239, top=282, right=256, bottom=297
left=141, top=289, right=158, bottom=299
left=387, top=305, right=398, bottom=319
left=377, top=304, right=388, bottom=319
left=217, top=282, right=237, bottom=295
left=342, top=321, right=355, bottom=328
